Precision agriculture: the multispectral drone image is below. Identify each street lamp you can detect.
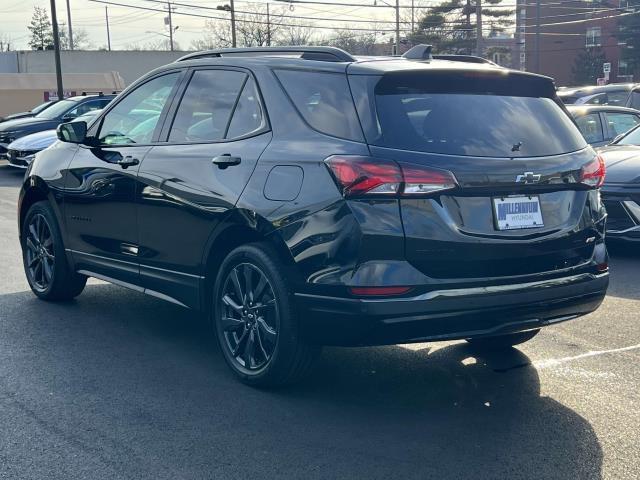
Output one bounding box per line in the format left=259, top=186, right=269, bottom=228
left=146, top=27, right=179, bottom=50
left=217, top=2, right=237, bottom=48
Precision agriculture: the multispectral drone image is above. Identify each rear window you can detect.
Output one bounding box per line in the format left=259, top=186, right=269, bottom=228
left=275, top=69, right=363, bottom=142
left=350, top=73, right=587, bottom=157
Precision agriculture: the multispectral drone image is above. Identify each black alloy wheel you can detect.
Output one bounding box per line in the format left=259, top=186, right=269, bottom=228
left=219, top=262, right=279, bottom=372
left=24, top=213, right=55, bottom=292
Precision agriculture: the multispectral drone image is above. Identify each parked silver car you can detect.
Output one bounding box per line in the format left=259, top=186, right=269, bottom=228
left=5, top=110, right=102, bottom=168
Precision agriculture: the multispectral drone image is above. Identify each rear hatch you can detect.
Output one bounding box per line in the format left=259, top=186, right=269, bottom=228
left=348, top=68, right=603, bottom=279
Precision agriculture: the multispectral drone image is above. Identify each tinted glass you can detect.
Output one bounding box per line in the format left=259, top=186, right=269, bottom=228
left=604, top=112, right=640, bottom=138
left=35, top=99, right=77, bottom=119
left=169, top=70, right=245, bottom=143
left=575, top=113, right=604, bottom=144
left=275, top=70, right=363, bottom=142
left=350, top=74, right=586, bottom=157
left=226, top=77, right=265, bottom=139
left=65, top=100, right=106, bottom=119
left=631, top=91, right=640, bottom=109
left=31, top=101, right=55, bottom=114
left=99, top=73, right=179, bottom=145
left=606, top=91, right=630, bottom=106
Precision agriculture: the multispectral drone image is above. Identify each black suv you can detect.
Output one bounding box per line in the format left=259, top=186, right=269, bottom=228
left=0, top=94, right=115, bottom=158
left=18, top=46, right=609, bottom=386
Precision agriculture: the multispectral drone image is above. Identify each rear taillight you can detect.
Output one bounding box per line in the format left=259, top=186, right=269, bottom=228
left=325, top=156, right=458, bottom=198
left=580, top=155, right=606, bottom=188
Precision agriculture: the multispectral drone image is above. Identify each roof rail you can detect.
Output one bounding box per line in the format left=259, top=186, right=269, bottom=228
left=402, top=44, right=433, bottom=61
left=432, top=54, right=497, bottom=66
left=176, top=46, right=356, bottom=63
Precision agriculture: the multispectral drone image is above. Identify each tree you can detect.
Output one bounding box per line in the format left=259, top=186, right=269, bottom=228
left=408, top=0, right=513, bottom=55
left=572, top=48, right=608, bottom=85
left=0, top=33, right=12, bottom=52
left=618, top=0, right=640, bottom=76
left=57, top=24, right=93, bottom=50
left=326, top=31, right=379, bottom=55
left=192, top=5, right=288, bottom=49
left=28, top=6, right=54, bottom=50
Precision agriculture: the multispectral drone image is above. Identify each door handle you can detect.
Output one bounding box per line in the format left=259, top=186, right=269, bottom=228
left=212, top=154, right=241, bottom=169
left=117, top=156, right=140, bottom=169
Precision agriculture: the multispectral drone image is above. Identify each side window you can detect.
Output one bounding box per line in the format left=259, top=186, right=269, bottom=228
left=275, top=69, right=363, bottom=142
left=98, top=72, right=179, bottom=145
left=574, top=113, right=604, bottom=144
left=632, top=91, right=640, bottom=110
left=604, top=112, right=640, bottom=139
left=606, top=91, right=629, bottom=106
left=226, top=77, right=265, bottom=139
left=65, top=100, right=103, bottom=119
left=169, top=69, right=246, bottom=143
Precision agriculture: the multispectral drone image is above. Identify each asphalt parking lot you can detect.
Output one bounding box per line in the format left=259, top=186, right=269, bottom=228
left=0, top=161, right=638, bottom=480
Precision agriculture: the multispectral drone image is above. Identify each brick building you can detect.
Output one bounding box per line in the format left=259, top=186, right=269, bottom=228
left=517, top=0, right=637, bottom=86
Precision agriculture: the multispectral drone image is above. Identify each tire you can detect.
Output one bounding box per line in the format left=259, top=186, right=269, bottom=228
left=21, top=201, right=87, bottom=301
left=213, top=242, right=320, bottom=387
left=466, top=329, right=540, bottom=350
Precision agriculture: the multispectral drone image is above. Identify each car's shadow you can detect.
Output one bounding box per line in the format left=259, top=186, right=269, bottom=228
left=0, top=284, right=603, bottom=479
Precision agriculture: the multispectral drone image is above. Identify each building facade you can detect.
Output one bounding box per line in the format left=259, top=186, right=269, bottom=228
left=520, top=0, right=637, bottom=86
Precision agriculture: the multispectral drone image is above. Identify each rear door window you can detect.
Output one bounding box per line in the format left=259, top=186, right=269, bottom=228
left=275, top=69, right=363, bottom=142
left=575, top=113, right=604, bottom=144
left=169, top=69, right=246, bottom=143
left=350, top=73, right=586, bottom=157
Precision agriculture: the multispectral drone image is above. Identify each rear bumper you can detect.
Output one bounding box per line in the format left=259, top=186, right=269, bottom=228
left=296, top=272, right=608, bottom=346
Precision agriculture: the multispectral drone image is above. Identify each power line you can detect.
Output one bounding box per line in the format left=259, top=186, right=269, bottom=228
left=87, top=0, right=415, bottom=31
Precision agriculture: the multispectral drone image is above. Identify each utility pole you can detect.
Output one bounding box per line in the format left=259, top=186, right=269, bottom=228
left=266, top=3, right=271, bottom=46
left=466, top=0, right=471, bottom=44
left=167, top=2, right=174, bottom=51
left=476, top=0, right=483, bottom=56
left=395, top=0, right=400, bottom=55
left=230, top=0, right=237, bottom=48
left=49, top=0, right=64, bottom=101
left=105, top=6, right=111, bottom=51
left=411, top=0, right=414, bottom=34
left=535, top=0, right=541, bottom=73
left=65, top=0, right=74, bottom=50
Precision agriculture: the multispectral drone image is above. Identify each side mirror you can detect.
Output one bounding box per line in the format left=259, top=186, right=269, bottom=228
left=57, top=121, right=87, bottom=144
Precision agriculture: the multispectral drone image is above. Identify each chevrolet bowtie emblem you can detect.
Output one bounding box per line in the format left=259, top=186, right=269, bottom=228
left=515, top=172, right=542, bottom=184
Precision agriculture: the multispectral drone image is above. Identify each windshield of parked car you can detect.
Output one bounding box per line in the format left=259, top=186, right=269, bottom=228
left=35, top=99, right=77, bottom=120
left=616, top=125, right=640, bottom=146
left=350, top=73, right=586, bottom=157
left=30, top=101, right=56, bottom=114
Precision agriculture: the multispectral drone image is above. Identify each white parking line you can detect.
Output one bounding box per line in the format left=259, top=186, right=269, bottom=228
left=534, top=343, right=640, bottom=368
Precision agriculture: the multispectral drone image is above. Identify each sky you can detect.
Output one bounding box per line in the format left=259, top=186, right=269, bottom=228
left=1, top=0, right=424, bottom=51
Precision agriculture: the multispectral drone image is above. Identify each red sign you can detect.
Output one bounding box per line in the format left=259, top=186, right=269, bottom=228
left=44, top=91, right=77, bottom=101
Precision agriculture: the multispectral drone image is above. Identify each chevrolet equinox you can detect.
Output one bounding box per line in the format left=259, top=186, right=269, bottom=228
left=18, top=46, right=609, bottom=386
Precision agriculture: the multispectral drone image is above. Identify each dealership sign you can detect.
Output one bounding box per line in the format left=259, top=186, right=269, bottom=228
left=44, top=91, right=77, bottom=101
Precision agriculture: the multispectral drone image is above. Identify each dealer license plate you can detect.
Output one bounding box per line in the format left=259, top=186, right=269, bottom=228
left=493, top=196, right=544, bottom=231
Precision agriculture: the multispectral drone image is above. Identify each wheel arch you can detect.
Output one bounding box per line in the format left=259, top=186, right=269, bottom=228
left=200, top=210, right=299, bottom=313
left=19, top=177, right=60, bottom=237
